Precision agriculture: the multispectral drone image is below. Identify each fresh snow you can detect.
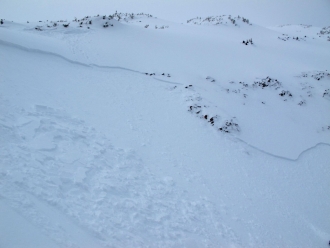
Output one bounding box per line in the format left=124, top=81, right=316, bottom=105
left=0, top=13, right=330, bottom=247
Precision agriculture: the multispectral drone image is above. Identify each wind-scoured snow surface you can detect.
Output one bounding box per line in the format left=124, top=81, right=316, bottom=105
left=0, top=14, right=330, bottom=247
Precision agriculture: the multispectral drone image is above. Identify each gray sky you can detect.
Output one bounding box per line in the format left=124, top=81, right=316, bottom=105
left=1, top=0, right=330, bottom=26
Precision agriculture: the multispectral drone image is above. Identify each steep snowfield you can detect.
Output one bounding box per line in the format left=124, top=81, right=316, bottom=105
left=0, top=14, right=330, bottom=247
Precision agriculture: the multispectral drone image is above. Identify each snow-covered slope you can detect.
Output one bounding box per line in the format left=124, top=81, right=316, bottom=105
left=0, top=14, right=329, bottom=247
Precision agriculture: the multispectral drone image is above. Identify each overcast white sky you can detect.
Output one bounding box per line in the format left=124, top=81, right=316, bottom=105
left=1, top=0, right=330, bottom=26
